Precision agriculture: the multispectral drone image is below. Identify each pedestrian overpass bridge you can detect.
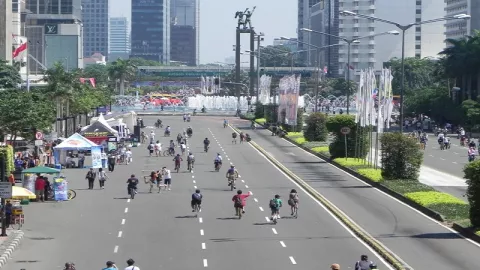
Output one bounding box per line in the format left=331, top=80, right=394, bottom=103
left=137, top=66, right=317, bottom=77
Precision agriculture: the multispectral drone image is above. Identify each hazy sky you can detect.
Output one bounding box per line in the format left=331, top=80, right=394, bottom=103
left=110, top=0, right=297, bottom=64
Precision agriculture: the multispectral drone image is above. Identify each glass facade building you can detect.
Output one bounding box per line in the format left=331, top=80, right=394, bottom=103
left=170, top=25, right=195, bottom=65
left=109, top=17, right=131, bottom=60
left=82, top=0, right=109, bottom=58
left=131, top=0, right=170, bottom=63
left=170, top=0, right=199, bottom=65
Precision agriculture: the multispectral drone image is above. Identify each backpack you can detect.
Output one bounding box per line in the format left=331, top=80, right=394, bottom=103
left=87, top=171, right=94, bottom=179
left=269, top=199, right=278, bottom=209
left=232, top=133, right=237, bottom=138
left=193, top=193, right=202, bottom=200
left=234, top=196, right=242, bottom=207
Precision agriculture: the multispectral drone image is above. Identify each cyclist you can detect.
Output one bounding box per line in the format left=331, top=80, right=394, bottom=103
left=180, top=141, right=187, bottom=155
left=288, top=189, right=299, bottom=216
left=269, top=194, right=282, bottom=221
left=186, top=126, right=193, bottom=137
left=169, top=140, right=175, bottom=155
left=164, top=126, right=171, bottom=136
left=214, top=153, right=223, bottom=170
left=232, top=132, right=237, bottom=144
left=232, top=189, right=252, bottom=215
left=223, top=119, right=228, bottom=128
left=173, top=154, right=183, bottom=170
left=239, top=132, right=245, bottom=143
left=203, top=137, right=210, bottom=152
left=354, top=255, right=374, bottom=270
left=187, top=152, right=195, bottom=170
left=126, top=174, right=139, bottom=198
left=177, top=133, right=183, bottom=145
left=225, top=165, right=238, bottom=188
left=191, top=189, right=203, bottom=212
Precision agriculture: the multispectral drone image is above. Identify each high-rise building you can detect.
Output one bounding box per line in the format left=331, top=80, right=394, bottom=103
left=109, top=17, right=130, bottom=60
left=82, top=0, right=109, bottom=58
left=0, top=0, right=12, bottom=63
left=273, top=38, right=298, bottom=52
left=131, top=0, right=170, bottom=63
left=170, top=0, right=199, bottom=65
left=298, top=0, right=320, bottom=65
left=445, top=0, right=479, bottom=41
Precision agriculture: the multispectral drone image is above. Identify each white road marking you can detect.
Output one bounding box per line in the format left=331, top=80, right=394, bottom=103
left=259, top=207, right=264, bottom=211
left=202, top=243, right=206, bottom=249
left=114, top=246, right=119, bottom=253
left=124, top=208, right=128, bottom=213
left=194, top=186, right=197, bottom=189
left=193, top=180, right=196, bottom=183
left=121, top=219, right=125, bottom=225
left=192, top=175, right=195, bottom=178
left=228, top=158, right=231, bottom=161
left=265, top=216, right=270, bottom=222
left=199, top=217, right=203, bottom=223
left=429, top=154, right=434, bottom=157
left=203, top=259, right=208, bottom=267
left=127, top=199, right=131, bottom=203
left=453, top=161, right=458, bottom=164
left=272, top=228, right=278, bottom=234
left=241, top=180, right=245, bottom=183
left=289, top=257, right=297, bottom=265
left=200, top=229, right=204, bottom=235
left=230, top=162, right=233, bottom=165
left=280, top=241, right=286, bottom=247
left=245, top=185, right=249, bottom=188
left=454, top=152, right=459, bottom=154
left=226, top=155, right=229, bottom=158
left=254, top=198, right=258, bottom=202
left=440, top=158, right=445, bottom=160
left=118, top=231, right=122, bottom=238
left=238, top=175, right=242, bottom=177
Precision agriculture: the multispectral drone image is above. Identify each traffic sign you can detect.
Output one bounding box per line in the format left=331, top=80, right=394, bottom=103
left=35, top=140, right=43, bottom=146
left=35, top=131, right=44, bottom=140
left=0, top=182, right=12, bottom=199
left=340, top=127, right=351, bottom=135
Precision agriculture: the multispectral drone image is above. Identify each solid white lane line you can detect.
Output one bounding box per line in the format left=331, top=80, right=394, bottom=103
left=114, top=246, right=119, bottom=253
left=121, top=219, right=125, bottom=225
left=118, top=231, right=123, bottom=238
left=289, top=257, right=297, bottom=265
left=127, top=199, right=131, bottom=203
left=280, top=241, right=286, bottom=247
left=265, top=216, right=270, bottom=222
left=124, top=208, right=128, bottom=213
left=194, top=186, right=197, bottom=189
left=202, top=243, right=206, bottom=249
left=259, top=207, right=264, bottom=211
left=245, top=185, right=249, bottom=188
left=272, top=228, right=278, bottom=234
left=254, top=198, right=258, bottom=202
left=203, top=259, right=208, bottom=267
left=200, top=229, right=204, bottom=235
left=199, top=217, right=203, bottom=223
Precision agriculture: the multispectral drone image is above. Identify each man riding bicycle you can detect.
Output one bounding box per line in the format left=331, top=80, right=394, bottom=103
left=168, top=140, right=175, bottom=155
left=214, top=153, right=223, bottom=170
left=204, top=138, right=210, bottom=152
left=126, top=174, right=139, bottom=197
left=165, top=126, right=171, bottom=136
left=187, top=152, right=195, bottom=170
left=226, top=165, right=238, bottom=188
left=191, top=189, right=203, bottom=212
left=173, top=154, right=183, bottom=170
left=186, top=126, right=193, bottom=137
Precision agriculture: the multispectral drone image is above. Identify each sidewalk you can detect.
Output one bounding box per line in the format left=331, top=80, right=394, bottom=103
left=0, top=229, right=24, bottom=268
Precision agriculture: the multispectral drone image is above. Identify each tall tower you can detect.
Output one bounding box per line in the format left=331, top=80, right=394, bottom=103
left=109, top=17, right=131, bottom=60
left=82, top=0, right=109, bottom=59
left=170, top=0, right=199, bottom=65
left=0, top=0, right=13, bottom=63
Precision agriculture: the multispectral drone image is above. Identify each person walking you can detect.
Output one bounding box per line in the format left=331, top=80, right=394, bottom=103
left=124, top=259, right=140, bottom=270
left=331, top=264, right=340, bottom=270
left=85, top=168, right=96, bottom=189
left=35, top=174, right=46, bottom=202
left=108, top=154, right=116, bottom=172
left=98, top=168, right=109, bottom=189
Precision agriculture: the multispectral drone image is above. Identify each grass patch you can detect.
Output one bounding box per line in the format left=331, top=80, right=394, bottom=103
left=311, top=146, right=329, bottom=153
left=303, top=141, right=328, bottom=149
left=293, top=137, right=306, bottom=144
left=404, top=191, right=467, bottom=207
left=357, top=168, right=383, bottom=182
left=382, top=180, right=435, bottom=194
left=286, top=132, right=303, bottom=138
left=334, top=158, right=370, bottom=167
left=428, top=203, right=469, bottom=221
left=255, top=118, right=266, bottom=125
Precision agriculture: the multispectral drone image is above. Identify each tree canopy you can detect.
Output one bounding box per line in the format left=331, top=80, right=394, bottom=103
left=0, top=60, right=22, bottom=89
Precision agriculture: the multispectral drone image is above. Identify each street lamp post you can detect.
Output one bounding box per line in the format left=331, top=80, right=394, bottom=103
left=339, top=11, right=471, bottom=131
left=300, top=28, right=400, bottom=114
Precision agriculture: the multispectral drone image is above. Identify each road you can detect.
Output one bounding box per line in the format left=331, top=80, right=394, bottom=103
left=4, top=116, right=394, bottom=270
left=237, top=121, right=480, bottom=270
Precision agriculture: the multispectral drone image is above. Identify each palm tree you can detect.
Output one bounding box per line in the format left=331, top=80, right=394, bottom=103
left=108, top=59, right=137, bottom=96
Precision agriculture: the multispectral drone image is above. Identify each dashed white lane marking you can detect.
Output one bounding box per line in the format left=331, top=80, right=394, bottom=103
left=121, top=219, right=125, bottom=225
left=429, top=154, right=434, bottom=157
left=118, top=231, right=123, bottom=238
left=454, top=152, right=459, bottom=154
left=192, top=175, right=195, bottom=178
left=230, top=162, right=233, bottom=165
left=200, top=229, right=204, bottom=235
left=203, top=259, right=208, bottom=267
left=114, top=246, right=119, bottom=253
left=125, top=208, right=128, bottom=213
left=227, top=158, right=231, bottom=161
left=453, top=161, right=458, bottom=164
left=199, top=217, right=203, bottom=223
left=259, top=207, right=264, bottom=211
left=238, top=175, right=242, bottom=177
left=194, top=186, right=197, bottom=189
left=272, top=228, right=278, bottom=234
left=265, top=216, right=270, bottom=222
left=289, top=256, right=297, bottom=265
left=245, top=185, right=249, bottom=188
left=440, top=158, right=445, bottom=160
left=241, top=180, right=245, bottom=183
left=202, top=243, right=206, bottom=249
left=254, top=198, right=258, bottom=202
left=193, top=180, right=196, bottom=183
left=280, top=241, right=286, bottom=247
left=127, top=199, right=131, bottom=203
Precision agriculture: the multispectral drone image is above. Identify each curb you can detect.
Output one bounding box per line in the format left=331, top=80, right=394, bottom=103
left=136, top=113, right=237, bottom=117
left=232, top=126, right=413, bottom=270
left=0, top=230, right=24, bottom=268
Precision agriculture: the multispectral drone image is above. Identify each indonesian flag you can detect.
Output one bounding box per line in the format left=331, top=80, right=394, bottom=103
left=89, top=78, right=96, bottom=88
left=80, top=78, right=96, bottom=88
left=13, top=41, right=27, bottom=58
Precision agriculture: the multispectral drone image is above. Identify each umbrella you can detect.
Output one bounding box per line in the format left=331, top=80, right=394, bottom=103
left=12, top=186, right=36, bottom=200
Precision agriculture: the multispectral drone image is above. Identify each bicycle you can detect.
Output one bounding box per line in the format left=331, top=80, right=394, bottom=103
left=193, top=203, right=201, bottom=217
left=175, top=162, right=180, bottom=173
left=129, top=187, right=135, bottom=199
left=232, top=137, right=237, bottom=144
left=188, top=161, right=194, bottom=172
left=163, top=149, right=175, bottom=156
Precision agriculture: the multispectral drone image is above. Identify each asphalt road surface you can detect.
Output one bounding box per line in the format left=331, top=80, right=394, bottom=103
left=5, top=116, right=395, bottom=270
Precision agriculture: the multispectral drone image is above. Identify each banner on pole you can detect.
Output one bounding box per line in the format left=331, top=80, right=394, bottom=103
left=91, top=146, right=102, bottom=169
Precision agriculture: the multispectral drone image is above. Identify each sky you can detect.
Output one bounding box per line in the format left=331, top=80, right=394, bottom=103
left=110, top=0, right=298, bottom=64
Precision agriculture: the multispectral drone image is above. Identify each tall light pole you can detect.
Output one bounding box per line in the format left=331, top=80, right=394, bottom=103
left=254, top=33, right=265, bottom=102
left=338, top=11, right=471, bottom=130
left=300, top=28, right=399, bottom=114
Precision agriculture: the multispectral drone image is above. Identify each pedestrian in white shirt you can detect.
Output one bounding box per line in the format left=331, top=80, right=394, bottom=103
left=162, top=167, right=172, bottom=191
left=125, top=149, right=132, bottom=164
left=100, top=151, right=108, bottom=169
left=124, top=259, right=140, bottom=270
left=180, top=142, right=186, bottom=155
left=155, top=141, right=162, bottom=157
left=149, top=131, right=155, bottom=143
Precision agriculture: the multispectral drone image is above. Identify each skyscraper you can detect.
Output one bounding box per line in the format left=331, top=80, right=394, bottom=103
left=131, top=0, right=170, bottom=63
left=445, top=0, right=479, bottom=41
left=109, top=17, right=130, bottom=60
left=298, top=0, right=320, bottom=65
left=82, top=0, right=109, bottom=58
left=0, top=0, right=12, bottom=63
left=170, top=0, right=199, bottom=65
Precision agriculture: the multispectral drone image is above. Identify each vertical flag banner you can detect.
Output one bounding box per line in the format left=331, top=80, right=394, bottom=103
left=91, top=146, right=102, bottom=169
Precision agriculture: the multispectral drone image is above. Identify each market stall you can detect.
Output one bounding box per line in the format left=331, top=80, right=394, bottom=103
left=21, top=166, right=70, bottom=202
left=53, top=133, right=101, bottom=168
left=80, top=113, right=119, bottom=148
left=21, top=166, right=60, bottom=195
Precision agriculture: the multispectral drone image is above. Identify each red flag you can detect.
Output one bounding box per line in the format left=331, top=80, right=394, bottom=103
left=12, top=42, right=27, bottom=58
left=346, top=63, right=354, bottom=70
left=89, top=78, right=96, bottom=88
left=79, top=78, right=86, bottom=84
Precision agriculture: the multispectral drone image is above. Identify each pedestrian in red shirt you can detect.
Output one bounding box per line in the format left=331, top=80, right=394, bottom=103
left=232, top=190, right=252, bottom=217
left=35, top=174, right=46, bottom=202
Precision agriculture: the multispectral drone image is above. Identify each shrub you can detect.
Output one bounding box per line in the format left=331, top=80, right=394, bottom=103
left=0, top=146, right=14, bottom=175
left=357, top=168, right=382, bottom=182
left=380, top=132, right=423, bottom=180
left=334, top=158, right=370, bottom=167
left=263, top=104, right=278, bottom=123
left=326, top=115, right=369, bottom=158
left=404, top=191, right=467, bottom=206
left=296, top=107, right=304, bottom=131
left=293, top=137, right=306, bottom=144
left=464, top=160, right=480, bottom=226
left=304, top=112, right=328, bottom=142
left=255, top=118, right=266, bottom=125
left=254, top=101, right=264, bottom=119
left=311, top=146, right=329, bottom=153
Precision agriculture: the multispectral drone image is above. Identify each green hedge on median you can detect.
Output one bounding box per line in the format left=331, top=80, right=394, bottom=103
left=326, top=115, right=370, bottom=159
left=380, top=132, right=423, bottom=180
left=464, top=160, right=480, bottom=227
